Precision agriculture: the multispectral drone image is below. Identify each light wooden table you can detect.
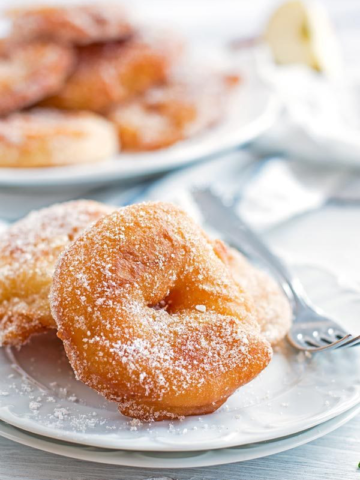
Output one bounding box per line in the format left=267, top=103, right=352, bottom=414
left=0, top=415, right=358, bottom=480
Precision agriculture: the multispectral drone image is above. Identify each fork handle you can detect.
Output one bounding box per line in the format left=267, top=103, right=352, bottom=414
left=221, top=219, right=308, bottom=312
left=195, top=191, right=309, bottom=313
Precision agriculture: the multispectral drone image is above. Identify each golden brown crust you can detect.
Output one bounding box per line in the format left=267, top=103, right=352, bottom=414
left=0, top=41, right=75, bottom=116
left=214, top=240, right=292, bottom=345
left=51, top=202, right=272, bottom=421
left=0, top=108, right=118, bottom=168
left=0, top=200, right=114, bottom=346
left=42, top=40, right=173, bottom=113
left=7, top=4, right=133, bottom=46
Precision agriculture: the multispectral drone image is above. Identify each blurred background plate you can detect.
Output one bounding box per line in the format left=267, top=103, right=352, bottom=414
left=0, top=80, right=279, bottom=188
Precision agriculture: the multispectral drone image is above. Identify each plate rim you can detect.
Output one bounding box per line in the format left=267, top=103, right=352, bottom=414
left=0, top=86, right=280, bottom=188
left=0, top=404, right=358, bottom=468
left=0, top=264, right=359, bottom=452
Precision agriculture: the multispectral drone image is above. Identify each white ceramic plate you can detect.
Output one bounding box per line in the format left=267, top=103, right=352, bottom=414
left=0, top=80, right=279, bottom=188
left=0, top=404, right=358, bottom=468
left=0, top=265, right=358, bottom=452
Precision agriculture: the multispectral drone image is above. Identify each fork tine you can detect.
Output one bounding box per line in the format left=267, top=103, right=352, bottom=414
left=288, top=334, right=353, bottom=352
left=309, top=334, right=353, bottom=352
left=302, top=336, right=322, bottom=348
left=192, top=188, right=356, bottom=354
left=336, top=335, right=360, bottom=349
left=308, top=334, right=353, bottom=349
left=319, top=334, right=354, bottom=352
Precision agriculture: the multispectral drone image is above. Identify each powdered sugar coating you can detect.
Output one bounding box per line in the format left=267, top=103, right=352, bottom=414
left=0, top=200, right=114, bottom=346
left=51, top=202, right=272, bottom=421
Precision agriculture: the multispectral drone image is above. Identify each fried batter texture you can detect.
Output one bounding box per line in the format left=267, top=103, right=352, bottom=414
left=51, top=202, right=272, bottom=421
left=0, top=200, right=114, bottom=346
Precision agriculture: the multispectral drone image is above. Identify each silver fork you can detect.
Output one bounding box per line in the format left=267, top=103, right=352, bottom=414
left=192, top=188, right=360, bottom=352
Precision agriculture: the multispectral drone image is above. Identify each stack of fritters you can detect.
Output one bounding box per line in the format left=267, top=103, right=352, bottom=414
left=0, top=3, right=239, bottom=167
left=0, top=200, right=292, bottom=421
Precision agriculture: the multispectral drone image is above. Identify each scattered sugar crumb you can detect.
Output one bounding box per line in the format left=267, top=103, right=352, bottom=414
left=129, top=418, right=143, bottom=431
left=195, top=304, right=206, bottom=312
left=53, top=408, right=69, bottom=420
left=29, top=401, right=41, bottom=411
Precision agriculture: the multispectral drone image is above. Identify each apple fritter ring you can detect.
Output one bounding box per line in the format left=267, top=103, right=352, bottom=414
left=7, top=4, right=133, bottom=46
left=51, top=202, right=272, bottom=421
left=42, top=40, right=173, bottom=113
left=0, top=200, right=114, bottom=347
left=0, top=108, right=118, bottom=168
left=214, top=240, right=292, bottom=345
left=108, top=79, right=223, bottom=151
left=0, top=41, right=75, bottom=116
left=108, top=101, right=184, bottom=151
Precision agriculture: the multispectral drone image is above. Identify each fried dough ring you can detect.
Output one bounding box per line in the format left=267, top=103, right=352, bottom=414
left=7, top=4, right=133, bottom=46
left=0, top=108, right=118, bottom=168
left=0, top=41, right=75, bottom=116
left=42, top=40, right=173, bottom=113
left=0, top=200, right=114, bottom=346
left=214, top=240, right=292, bottom=345
left=108, top=101, right=184, bottom=151
left=108, top=75, right=235, bottom=151
left=51, top=202, right=272, bottom=421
